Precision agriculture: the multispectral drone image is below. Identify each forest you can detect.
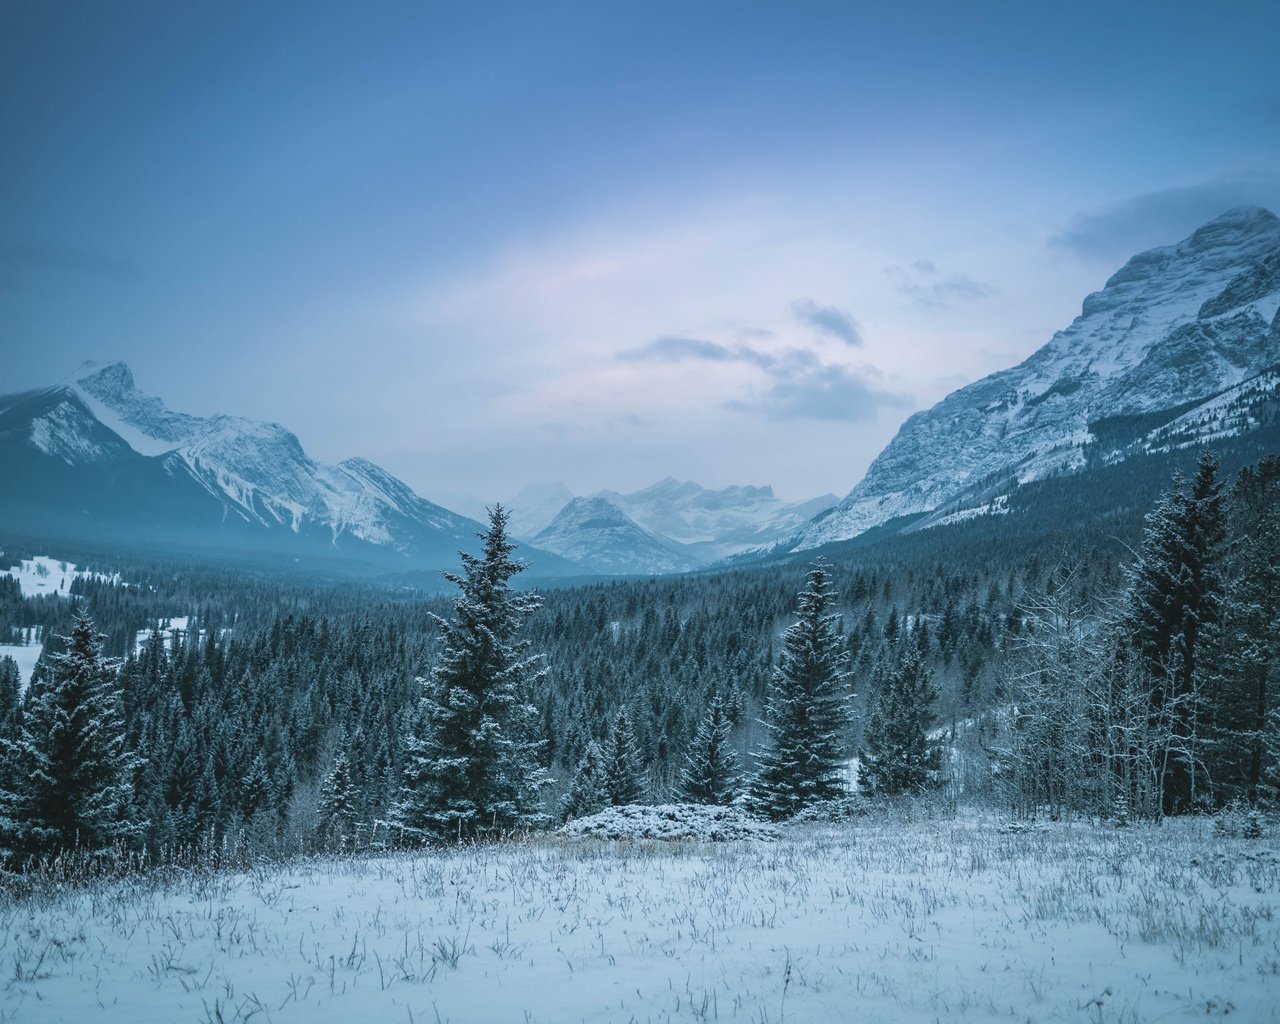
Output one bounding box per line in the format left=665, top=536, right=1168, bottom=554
left=0, top=449, right=1276, bottom=869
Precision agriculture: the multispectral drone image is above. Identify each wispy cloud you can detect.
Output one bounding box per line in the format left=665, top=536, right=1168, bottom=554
left=621, top=335, right=909, bottom=423
left=790, top=299, right=862, bottom=346
left=1049, top=177, right=1280, bottom=260
left=732, top=356, right=910, bottom=423
left=886, top=261, right=996, bottom=309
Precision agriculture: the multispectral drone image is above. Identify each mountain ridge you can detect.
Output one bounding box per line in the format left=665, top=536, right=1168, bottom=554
left=790, top=206, right=1280, bottom=549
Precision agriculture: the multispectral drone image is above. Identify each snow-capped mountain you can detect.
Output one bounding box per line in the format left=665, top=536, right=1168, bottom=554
left=793, top=206, right=1280, bottom=548
left=0, top=362, right=502, bottom=571
left=506, top=482, right=576, bottom=540
left=532, top=497, right=702, bottom=576
left=599, top=478, right=837, bottom=560
left=508, top=477, right=836, bottom=568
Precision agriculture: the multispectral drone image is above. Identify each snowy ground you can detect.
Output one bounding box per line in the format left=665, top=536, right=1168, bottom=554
left=0, top=632, right=42, bottom=694
left=0, top=556, right=122, bottom=599
left=2, top=815, right=1277, bottom=1023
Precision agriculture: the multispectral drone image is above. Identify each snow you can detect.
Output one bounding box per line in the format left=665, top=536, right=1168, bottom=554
left=69, top=383, right=180, bottom=457
left=925, top=495, right=1010, bottom=530
left=7, top=817, right=1279, bottom=1023
left=1, top=555, right=121, bottom=599
left=0, top=627, right=43, bottom=693
left=560, top=804, right=781, bottom=842
left=29, top=403, right=115, bottom=464
left=133, top=616, right=192, bottom=655
left=795, top=208, right=1280, bottom=549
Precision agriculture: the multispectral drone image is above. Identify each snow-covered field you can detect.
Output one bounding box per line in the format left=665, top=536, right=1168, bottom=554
left=3, top=815, right=1277, bottom=1023
left=1, top=556, right=122, bottom=599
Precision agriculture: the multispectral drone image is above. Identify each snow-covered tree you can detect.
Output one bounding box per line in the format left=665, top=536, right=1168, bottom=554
left=605, top=707, right=646, bottom=805
left=560, top=740, right=609, bottom=821
left=1126, top=451, right=1225, bottom=814
left=0, top=610, right=139, bottom=865
left=392, top=507, right=548, bottom=842
left=678, top=694, right=739, bottom=805
left=1205, top=456, right=1280, bottom=804
left=861, top=641, right=942, bottom=798
left=753, top=560, right=851, bottom=819
left=317, top=751, right=359, bottom=849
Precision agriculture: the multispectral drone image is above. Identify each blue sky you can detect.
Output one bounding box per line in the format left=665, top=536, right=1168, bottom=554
left=4, top=0, right=1279, bottom=505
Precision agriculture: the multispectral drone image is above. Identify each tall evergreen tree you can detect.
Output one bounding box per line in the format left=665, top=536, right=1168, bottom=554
left=1126, top=451, right=1225, bottom=814
left=392, top=507, right=548, bottom=842
left=861, top=642, right=942, bottom=797
left=605, top=707, right=646, bottom=805
left=1206, top=456, right=1280, bottom=803
left=752, top=560, right=850, bottom=819
left=0, top=611, right=139, bottom=864
left=678, top=694, right=739, bottom=805
left=317, top=751, right=359, bottom=848
left=560, top=740, right=609, bottom=821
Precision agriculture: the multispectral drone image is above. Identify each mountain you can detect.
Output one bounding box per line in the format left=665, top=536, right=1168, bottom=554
left=508, top=477, right=836, bottom=571
left=506, top=482, right=576, bottom=539
left=793, top=206, right=1280, bottom=548
left=599, top=478, right=837, bottom=560
left=532, top=497, right=701, bottom=575
left=0, top=361, right=559, bottom=573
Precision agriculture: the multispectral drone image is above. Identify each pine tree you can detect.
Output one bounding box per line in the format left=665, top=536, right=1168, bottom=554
left=1205, top=457, right=1280, bottom=804
left=1126, top=451, right=1225, bottom=814
left=605, top=707, right=646, bottom=805
left=317, top=751, right=358, bottom=849
left=560, top=740, right=609, bottom=821
left=0, top=611, right=140, bottom=865
left=861, top=642, right=942, bottom=797
left=678, top=694, right=740, bottom=805
left=392, top=507, right=548, bottom=842
left=752, top=560, right=851, bottom=819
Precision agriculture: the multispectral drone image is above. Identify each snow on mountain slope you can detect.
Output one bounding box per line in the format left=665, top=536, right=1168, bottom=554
left=506, top=482, right=576, bottom=539
left=794, top=206, right=1280, bottom=548
left=533, top=496, right=701, bottom=575
left=1, top=362, right=485, bottom=565
left=600, top=477, right=837, bottom=558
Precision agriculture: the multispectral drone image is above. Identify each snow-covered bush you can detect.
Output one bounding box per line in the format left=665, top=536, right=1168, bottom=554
left=790, top=795, right=873, bottom=824
left=1214, top=799, right=1268, bottom=840
left=559, top=803, right=780, bottom=842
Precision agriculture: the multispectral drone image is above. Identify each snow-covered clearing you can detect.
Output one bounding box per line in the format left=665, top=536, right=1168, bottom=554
left=1, top=556, right=122, bottom=599
left=3, top=816, right=1277, bottom=1023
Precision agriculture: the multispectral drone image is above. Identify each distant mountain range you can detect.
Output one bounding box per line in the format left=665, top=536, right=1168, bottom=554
left=0, top=362, right=831, bottom=577
left=4, top=207, right=1277, bottom=578
left=790, top=206, right=1280, bottom=549
left=507, top=478, right=837, bottom=574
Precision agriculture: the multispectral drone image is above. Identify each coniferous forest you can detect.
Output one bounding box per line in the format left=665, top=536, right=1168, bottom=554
left=1, top=450, right=1276, bottom=869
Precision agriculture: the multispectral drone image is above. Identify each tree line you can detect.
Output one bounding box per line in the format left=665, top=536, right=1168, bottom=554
left=0, top=451, right=1275, bottom=867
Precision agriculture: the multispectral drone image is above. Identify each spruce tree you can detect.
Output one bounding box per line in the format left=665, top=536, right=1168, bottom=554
left=560, top=740, right=609, bottom=821
left=605, top=707, right=646, bottom=805
left=1207, top=456, right=1280, bottom=803
left=0, top=611, right=139, bottom=865
left=1126, top=451, right=1225, bottom=814
left=752, top=560, right=850, bottom=819
left=392, top=507, right=548, bottom=842
left=861, top=642, right=942, bottom=797
left=317, top=751, right=359, bottom=849
left=678, top=694, right=740, bottom=805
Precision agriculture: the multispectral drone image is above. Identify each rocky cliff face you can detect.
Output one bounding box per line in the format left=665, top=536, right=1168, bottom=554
left=793, top=207, right=1280, bottom=548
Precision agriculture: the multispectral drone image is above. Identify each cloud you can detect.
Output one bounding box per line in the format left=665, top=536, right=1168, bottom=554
left=1049, top=178, right=1280, bottom=260
left=730, top=348, right=910, bottom=423
left=619, top=335, right=773, bottom=369
left=619, top=335, right=737, bottom=362
left=790, top=299, right=862, bottom=346
left=886, top=263, right=996, bottom=309
left=620, top=334, right=908, bottom=422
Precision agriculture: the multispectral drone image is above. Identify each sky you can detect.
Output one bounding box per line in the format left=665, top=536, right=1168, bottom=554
left=4, top=1, right=1280, bottom=509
